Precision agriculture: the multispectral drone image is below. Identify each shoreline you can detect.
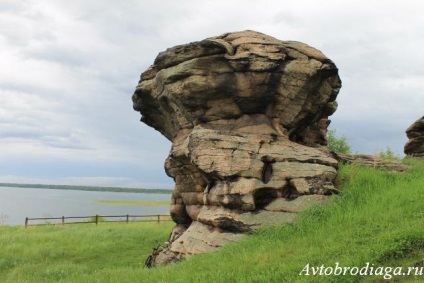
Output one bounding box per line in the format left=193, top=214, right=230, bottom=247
left=0, top=182, right=172, bottom=194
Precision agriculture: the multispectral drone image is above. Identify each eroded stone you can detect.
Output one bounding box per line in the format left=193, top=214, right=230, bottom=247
left=132, top=30, right=342, bottom=263
left=405, top=116, right=424, bottom=159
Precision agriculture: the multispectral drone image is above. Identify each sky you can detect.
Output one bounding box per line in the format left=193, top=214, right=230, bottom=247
left=0, top=0, right=422, bottom=189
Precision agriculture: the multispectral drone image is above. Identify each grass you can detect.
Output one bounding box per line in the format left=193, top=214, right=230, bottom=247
left=0, top=222, right=174, bottom=283
left=0, top=159, right=423, bottom=282
left=96, top=200, right=170, bottom=206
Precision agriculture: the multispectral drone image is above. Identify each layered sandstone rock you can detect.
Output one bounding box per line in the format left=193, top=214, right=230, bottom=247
left=405, top=116, right=424, bottom=159
left=334, top=153, right=409, bottom=172
left=132, top=31, right=342, bottom=264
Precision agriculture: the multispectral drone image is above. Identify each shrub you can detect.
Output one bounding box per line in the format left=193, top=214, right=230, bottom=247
left=378, top=146, right=401, bottom=161
left=326, top=129, right=351, bottom=154
left=89, top=214, right=105, bottom=223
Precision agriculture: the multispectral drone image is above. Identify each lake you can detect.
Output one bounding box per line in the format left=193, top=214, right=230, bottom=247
left=0, top=186, right=171, bottom=226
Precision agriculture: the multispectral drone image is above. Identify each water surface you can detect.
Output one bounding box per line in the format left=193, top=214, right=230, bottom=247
left=0, top=186, right=171, bottom=225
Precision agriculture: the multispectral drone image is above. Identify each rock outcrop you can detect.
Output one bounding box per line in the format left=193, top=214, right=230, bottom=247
left=405, top=116, right=424, bottom=159
left=334, top=153, right=410, bottom=172
left=132, top=31, right=342, bottom=264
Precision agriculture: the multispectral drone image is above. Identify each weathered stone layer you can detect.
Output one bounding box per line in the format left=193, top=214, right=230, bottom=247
left=334, top=153, right=410, bottom=172
left=132, top=31, right=342, bottom=263
left=405, top=116, right=424, bottom=158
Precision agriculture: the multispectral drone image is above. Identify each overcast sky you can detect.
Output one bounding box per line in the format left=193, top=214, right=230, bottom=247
left=0, top=0, right=422, bottom=188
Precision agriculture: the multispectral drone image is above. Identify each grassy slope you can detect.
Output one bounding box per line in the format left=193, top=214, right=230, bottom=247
left=0, top=222, right=174, bottom=283
left=0, top=159, right=423, bottom=282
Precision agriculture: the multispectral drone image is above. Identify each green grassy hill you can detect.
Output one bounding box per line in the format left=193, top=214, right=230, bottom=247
left=0, top=159, right=423, bottom=282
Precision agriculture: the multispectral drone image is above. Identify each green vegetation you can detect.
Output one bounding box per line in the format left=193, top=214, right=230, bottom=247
left=327, top=129, right=352, bottom=154
left=0, top=222, right=174, bottom=283
left=0, top=183, right=172, bottom=194
left=1, top=159, right=424, bottom=282
left=378, top=146, right=401, bottom=161
left=97, top=200, right=170, bottom=206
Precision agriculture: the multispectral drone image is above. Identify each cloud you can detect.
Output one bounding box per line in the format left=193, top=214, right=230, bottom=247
left=0, top=0, right=423, bottom=187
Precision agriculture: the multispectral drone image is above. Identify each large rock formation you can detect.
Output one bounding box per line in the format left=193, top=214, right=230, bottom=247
left=132, top=31, right=342, bottom=264
left=405, top=116, right=424, bottom=159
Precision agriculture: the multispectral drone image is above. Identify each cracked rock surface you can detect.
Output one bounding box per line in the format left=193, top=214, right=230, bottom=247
left=132, top=31, right=342, bottom=264
left=405, top=116, right=424, bottom=159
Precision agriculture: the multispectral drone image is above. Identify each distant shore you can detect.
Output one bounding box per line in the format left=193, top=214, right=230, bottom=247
left=0, top=183, right=172, bottom=194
